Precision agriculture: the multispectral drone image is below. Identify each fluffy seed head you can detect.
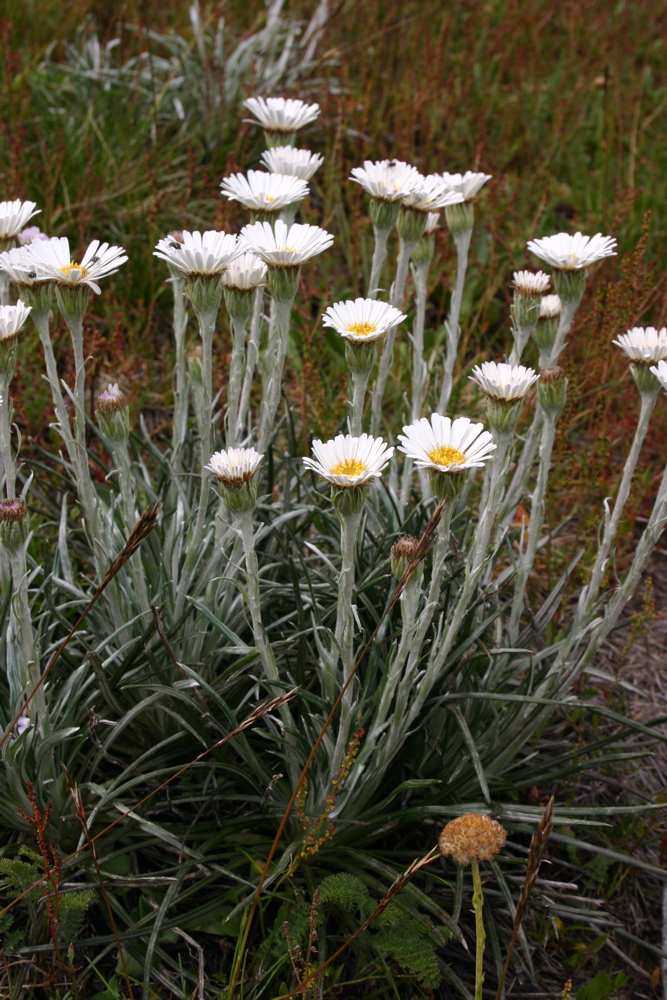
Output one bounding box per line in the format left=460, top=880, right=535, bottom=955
left=438, top=813, right=507, bottom=866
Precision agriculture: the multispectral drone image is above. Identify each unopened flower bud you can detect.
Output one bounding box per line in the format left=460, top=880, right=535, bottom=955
left=95, top=382, right=130, bottom=442
left=444, top=201, right=475, bottom=237
left=187, top=345, right=204, bottom=386
left=532, top=295, right=561, bottom=357
left=438, top=813, right=507, bottom=866
left=0, top=498, right=29, bottom=552
left=391, top=535, right=421, bottom=579
left=411, top=231, right=435, bottom=267
left=537, top=366, right=568, bottom=415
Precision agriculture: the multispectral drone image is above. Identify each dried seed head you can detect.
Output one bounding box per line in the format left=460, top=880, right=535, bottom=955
left=0, top=498, right=27, bottom=524
left=438, top=813, right=507, bottom=866
left=391, top=535, right=421, bottom=579
left=0, top=498, right=29, bottom=551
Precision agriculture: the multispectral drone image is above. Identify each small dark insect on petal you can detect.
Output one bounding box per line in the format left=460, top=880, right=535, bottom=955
left=90, top=256, right=100, bottom=264
left=28, top=271, right=37, bottom=279
left=170, top=241, right=182, bottom=250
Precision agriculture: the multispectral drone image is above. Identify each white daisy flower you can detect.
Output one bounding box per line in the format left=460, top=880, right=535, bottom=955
left=539, top=294, right=561, bottom=318
left=439, top=171, right=492, bottom=202
left=23, top=237, right=127, bottom=294
left=206, top=447, right=263, bottom=484
left=398, top=414, right=496, bottom=472
left=303, top=433, right=394, bottom=487
left=613, top=327, right=667, bottom=364
left=513, top=270, right=550, bottom=295
left=239, top=219, right=333, bottom=267
left=469, top=361, right=539, bottom=401
left=260, top=146, right=324, bottom=181
left=0, top=247, right=37, bottom=285
left=221, top=253, right=267, bottom=290
left=220, top=170, right=309, bottom=212
left=0, top=300, right=32, bottom=342
left=527, top=231, right=617, bottom=270
left=0, top=200, right=40, bottom=241
left=350, top=159, right=423, bottom=202
left=244, top=96, right=320, bottom=134
left=423, top=212, right=441, bottom=234
left=17, top=226, right=49, bottom=245
left=401, top=174, right=465, bottom=212
left=322, top=297, right=407, bottom=344
left=650, top=359, right=667, bottom=391
left=154, top=230, right=242, bottom=276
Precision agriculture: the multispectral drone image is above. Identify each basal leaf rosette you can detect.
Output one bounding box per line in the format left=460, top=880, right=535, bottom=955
left=303, top=432, right=394, bottom=516
left=206, top=447, right=263, bottom=515
left=398, top=414, right=495, bottom=500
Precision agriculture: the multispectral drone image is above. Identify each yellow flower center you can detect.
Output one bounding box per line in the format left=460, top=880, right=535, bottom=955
left=264, top=195, right=275, bottom=202
left=60, top=262, right=88, bottom=280
left=275, top=246, right=296, bottom=252
left=347, top=322, right=377, bottom=337
left=331, top=458, right=366, bottom=477
left=429, top=446, right=465, bottom=467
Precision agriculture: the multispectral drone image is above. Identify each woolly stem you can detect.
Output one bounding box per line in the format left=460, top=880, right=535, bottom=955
left=437, top=227, right=472, bottom=414
left=371, top=237, right=415, bottom=434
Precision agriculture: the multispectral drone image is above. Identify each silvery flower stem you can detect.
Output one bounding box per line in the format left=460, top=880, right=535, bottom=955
left=329, top=508, right=363, bottom=783
left=547, top=291, right=583, bottom=367
left=8, top=544, right=47, bottom=728
left=66, top=316, right=102, bottom=560
left=576, top=388, right=657, bottom=626
left=376, top=508, right=452, bottom=754
left=508, top=412, right=559, bottom=643
left=498, top=406, right=543, bottom=530
left=371, top=237, right=416, bottom=435
left=508, top=327, right=531, bottom=367
left=171, top=275, right=189, bottom=462
left=367, top=225, right=391, bottom=298
left=0, top=360, right=16, bottom=499
left=0, top=272, right=9, bottom=307
left=350, top=368, right=369, bottom=436
left=174, top=307, right=216, bottom=618
left=237, top=512, right=295, bottom=772
left=237, top=287, right=263, bottom=442
left=469, top=434, right=512, bottom=574
left=410, top=260, right=429, bottom=423
left=226, top=315, right=247, bottom=447
left=258, top=296, right=294, bottom=453
left=33, top=311, right=77, bottom=457
left=113, top=441, right=150, bottom=615
left=437, top=227, right=472, bottom=414
left=558, top=456, right=667, bottom=687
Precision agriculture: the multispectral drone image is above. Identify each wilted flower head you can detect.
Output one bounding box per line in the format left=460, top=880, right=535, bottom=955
left=220, top=170, right=309, bottom=212
left=322, top=297, right=406, bottom=344
left=154, top=230, right=242, bottom=276
left=539, top=294, right=561, bottom=318
left=221, top=253, right=267, bottom=290
left=401, top=174, right=465, bottom=213
left=350, top=159, right=422, bottom=202
left=95, top=382, right=127, bottom=416
left=17, top=226, right=49, bottom=245
left=303, top=433, right=394, bottom=488
left=527, top=231, right=617, bottom=270
left=438, top=813, right=507, bottom=866
left=397, top=414, right=496, bottom=473
left=260, top=146, right=324, bottom=181
left=240, top=219, right=333, bottom=267
left=244, top=96, right=320, bottom=133
left=0, top=200, right=40, bottom=241
left=23, top=237, right=127, bottom=293
left=513, top=270, right=550, bottom=295
left=469, top=361, right=539, bottom=401
left=439, top=171, right=492, bottom=201
left=391, top=535, right=422, bottom=579
left=0, top=300, right=32, bottom=342
left=613, top=327, right=667, bottom=364
left=206, top=447, right=263, bottom=484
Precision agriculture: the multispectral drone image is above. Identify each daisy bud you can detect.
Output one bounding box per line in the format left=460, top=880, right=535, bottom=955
left=391, top=535, right=422, bottom=579
left=411, top=230, right=436, bottom=267
left=396, top=206, right=427, bottom=245
left=95, top=383, right=130, bottom=442
left=206, top=447, right=263, bottom=515
left=532, top=295, right=561, bottom=356
left=438, top=813, right=507, bottom=866
left=536, top=367, right=568, bottom=415
left=445, top=201, right=475, bottom=237
left=187, top=345, right=204, bottom=386
left=512, top=270, right=550, bottom=333
left=0, top=498, right=29, bottom=552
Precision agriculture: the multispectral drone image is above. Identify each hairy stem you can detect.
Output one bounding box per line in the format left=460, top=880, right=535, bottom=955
left=371, top=237, right=415, bottom=435
left=438, top=227, right=472, bottom=414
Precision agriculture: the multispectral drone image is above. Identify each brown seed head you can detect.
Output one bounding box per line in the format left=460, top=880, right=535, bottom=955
left=393, top=535, right=420, bottom=562
left=95, top=382, right=128, bottom=417
left=0, top=498, right=27, bottom=524
left=438, top=812, right=507, bottom=866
